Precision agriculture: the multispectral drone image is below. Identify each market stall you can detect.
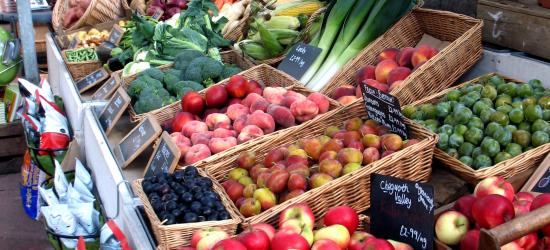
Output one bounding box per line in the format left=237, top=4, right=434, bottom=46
left=2, top=0, right=550, bottom=249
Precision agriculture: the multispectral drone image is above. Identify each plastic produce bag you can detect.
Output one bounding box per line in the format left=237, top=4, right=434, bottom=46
left=38, top=95, right=70, bottom=155
left=20, top=151, right=46, bottom=220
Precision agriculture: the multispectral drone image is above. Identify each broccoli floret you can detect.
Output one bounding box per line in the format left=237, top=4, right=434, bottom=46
left=184, top=56, right=223, bottom=85
left=219, top=64, right=242, bottom=80
left=163, top=69, right=182, bottom=85
left=138, top=67, right=165, bottom=81
left=173, top=50, right=206, bottom=71
left=133, top=87, right=175, bottom=114
left=127, top=75, right=163, bottom=99
left=166, top=80, right=203, bottom=97
left=183, top=81, right=204, bottom=91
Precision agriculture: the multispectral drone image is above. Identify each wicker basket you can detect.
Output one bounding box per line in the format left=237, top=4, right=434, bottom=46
left=133, top=167, right=241, bottom=250
left=320, top=8, right=483, bottom=106
left=201, top=100, right=437, bottom=226
left=61, top=49, right=103, bottom=81
left=407, top=73, right=550, bottom=185
left=52, top=0, right=126, bottom=31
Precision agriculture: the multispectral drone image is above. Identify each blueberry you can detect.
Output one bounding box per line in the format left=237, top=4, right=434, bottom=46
left=198, top=177, right=213, bottom=187
left=172, top=208, right=183, bottom=217
left=202, top=207, right=212, bottom=216
left=217, top=211, right=230, bottom=220
left=183, top=212, right=198, bottom=223
left=184, top=167, right=199, bottom=178
left=207, top=213, right=218, bottom=221
left=190, top=186, right=202, bottom=194
left=198, top=216, right=206, bottom=222
left=201, top=197, right=215, bottom=208
left=190, top=201, right=202, bottom=213
left=193, top=192, right=203, bottom=200
left=163, top=214, right=177, bottom=225
left=162, top=193, right=175, bottom=202
left=181, top=192, right=193, bottom=203
left=173, top=171, right=185, bottom=181
left=214, top=202, right=225, bottom=211
left=166, top=200, right=178, bottom=211
left=152, top=202, right=163, bottom=213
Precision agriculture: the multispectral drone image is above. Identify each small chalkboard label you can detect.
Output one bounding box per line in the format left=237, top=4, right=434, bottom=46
left=522, top=153, right=550, bottom=194
left=143, top=132, right=180, bottom=178
left=371, top=174, right=434, bottom=250
left=152, top=9, right=164, bottom=20
left=277, top=43, right=322, bottom=80
left=98, top=88, right=131, bottom=135
left=107, top=25, right=125, bottom=46
left=116, top=116, right=162, bottom=168
left=361, top=84, right=408, bottom=139
left=76, top=68, right=109, bottom=93
left=68, top=36, right=79, bottom=49
left=534, top=169, right=550, bottom=193
left=92, top=74, right=120, bottom=100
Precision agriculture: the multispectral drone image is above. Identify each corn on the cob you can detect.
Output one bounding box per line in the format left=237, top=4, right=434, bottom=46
left=259, top=16, right=300, bottom=30
left=239, top=41, right=272, bottom=60
left=272, top=0, right=324, bottom=17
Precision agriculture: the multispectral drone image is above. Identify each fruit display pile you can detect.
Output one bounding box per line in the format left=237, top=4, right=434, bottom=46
left=186, top=204, right=414, bottom=250
left=168, top=75, right=332, bottom=165
left=435, top=177, right=550, bottom=249
left=221, top=117, right=415, bottom=217
left=141, top=167, right=231, bottom=225
left=330, top=45, right=439, bottom=104
left=404, top=75, right=550, bottom=169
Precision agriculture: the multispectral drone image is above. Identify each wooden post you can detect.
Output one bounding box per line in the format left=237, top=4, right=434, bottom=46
left=16, top=0, right=39, bottom=84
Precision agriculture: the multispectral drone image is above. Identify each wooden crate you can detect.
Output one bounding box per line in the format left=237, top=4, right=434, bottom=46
left=0, top=122, right=26, bottom=158
left=477, top=0, right=550, bottom=60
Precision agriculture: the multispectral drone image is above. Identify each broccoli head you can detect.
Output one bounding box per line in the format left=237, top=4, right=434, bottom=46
left=137, top=67, right=165, bottom=81
left=163, top=69, right=182, bottom=85
left=173, top=50, right=206, bottom=71
left=220, top=63, right=242, bottom=80
left=127, top=75, right=163, bottom=99
left=184, top=56, right=223, bottom=86
left=133, top=87, right=176, bottom=114
left=166, top=80, right=203, bottom=97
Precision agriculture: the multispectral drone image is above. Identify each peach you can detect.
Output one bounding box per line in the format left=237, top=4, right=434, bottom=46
left=364, top=79, right=389, bottom=93
left=236, top=152, right=256, bottom=170
left=283, top=91, right=307, bottom=108
left=227, top=104, right=249, bottom=121
left=191, top=132, right=212, bottom=146
left=238, top=125, right=264, bottom=143
left=253, top=188, right=277, bottom=210
left=267, top=170, right=290, bottom=193
left=233, top=115, right=248, bottom=133
left=382, top=150, right=395, bottom=158
left=403, top=139, right=420, bottom=148
left=307, top=93, right=330, bottom=114
left=362, top=134, right=381, bottom=149
left=267, top=104, right=296, bottom=128
left=319, top=159, right=343, bottom=178
left=242, top=93, right=265, bottom=108
left=286, top=155, right=309, bottom=167
left=319, top=151, right=338, bottom=161
left=343, top=163, right=361, bottom=175
left=337, top=148, right=363, bottom=165
left=347, top=141, right=365, bottom=152
left=246, top=110, right=276, bottom=134
left=170, top=132, right=192, bottom=156
left=344, top=118, right=363, bottom=131
left=337, top=96, right=359, bottom=105
left=240, top=198, right=261, bottom=217
left=290, top=100, right=319, bottom=123
left=185, top=144, right=212, bottom=164
left=331, top=85, right=356, bottom=100
left=411, top=45, right=435, bottom=68
left=355, top=65, right=376, bottom=84
left=223, top=180, right=244, bottom=202
left=263, top=87, right=287, bottom=105
left=375, top=59, right=399, bottom=83
left=363, top=147, right=380, bottom=164
left=322, top=139, right=344, bottom=154
left=229, top=168, right=249, bottom=181
left=209, top=137, right=237, bottom=154
left=205, top=113, right=231, bottom=130
left=343, top=131, right=362, bottom=146
left=281, top=190, right=305, bottom=203
left=382, top=133, right=403, bottom=151
left=397, top=47, right=415, bottom=68
left=250, top=165, right=269, bottom=181
left=250, top=98, right=270, bottom=113
left=264, top=148, right=288, bottom=168
left=325, top=126, right=341, bottom=138
left=387, top=67, right=411, bottom=85
left=303, top=138, right=323, bottom=160
left=389, top=80, right=404, bottom=92
left=288, top=148, right=308, bottom=158
left=359, top=124, right=378, bottom=136
left=310, top=173, right=334, bottom=189
left=287, top=173, right=307, bottom=191
left=246, top=80, right=263, bottom=95
left=378, top=48, right=400, bottom=63
left=213, top=128, right=237, bottom=138
left=243, top=184, right=257, bottom=198
left=287, top=163, right=310, bottom=178
left=182, top=121, right=209, bottom=138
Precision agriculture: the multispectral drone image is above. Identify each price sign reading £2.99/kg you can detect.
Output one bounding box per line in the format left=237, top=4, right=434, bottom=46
left=370, top=174, right=435, bottom=250
left=360, top=84, right=408, bottom=139
left=277, top=43, right=321, bottom=80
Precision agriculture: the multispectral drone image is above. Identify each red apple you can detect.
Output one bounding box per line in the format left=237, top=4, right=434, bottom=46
left=474, top=176, right=515, bottom=202
left=236, top=229, right=270, bottom=250
left=193, top=228, right=229, bottom=250
left=362, top=238, right=394, bottom=250
left=459, top=229, right=479, bottom=250
left=172, top=112, right=197, bottom=132
left=501, top=241, right=523, bottom=250
left=388, top=240, right=413, bottom=250
left=182, top=91, right=205, bottom=115
left=348, top=231, right=374, bottom=250
left=514, top=232, right=538, bottom=250
left=472, top=194, right=515, bottom=229
left=271, top=232, right=310, bottom=250
left=226, top=75, right=248, bottom=98
left=515, top=192, right=535, bottom=203
left=311, top=239, right=341, bottom=250
left=279, top=203, right=315, bottom=229
left=530, top=193, right=550, bottom=235
left=453, top=195, right=476, bottom=224
left=251, top=223, right=276, bottom=241
left=212, top=239, right=247, bottom=250
left=514, top=199, right=532, bottom=216
left=435, top=210, right=469, bottom=245
left=205, top=85, right=229, bottom=108
left=323, top=205, right=359, bottom=234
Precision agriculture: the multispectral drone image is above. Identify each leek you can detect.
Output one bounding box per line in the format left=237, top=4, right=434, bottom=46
left=308, top=0, right=412, bottom=91
left=298, top=0, right=357, bottom=84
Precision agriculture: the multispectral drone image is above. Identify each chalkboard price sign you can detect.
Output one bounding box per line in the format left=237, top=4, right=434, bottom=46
left=107, top=25, right=125, bottom=46
left=534, top=168, right=550, bottom=193
left=361, top=84, right=408, bottom=139
left=522, top=153, right=550, bottom=194
left=143, top=132, right=180, bottom=178
left=76, top=68, right=109, bottom=93
left=152, top=9, right=164, bottom=20
left=277, top=43, right=322, bottom=80
left=92, top=74, right=120, bottom=100
left=370, top=174, right=434, bottom=250
left=68, top=36, right=79, bottom=49
left=98, top=88, right=131, bottom=135
left=117, top=116, right=162, bottom=168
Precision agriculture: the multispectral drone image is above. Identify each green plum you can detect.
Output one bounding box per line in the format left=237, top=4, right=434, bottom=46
left=464, top=127, right=484, bottom=146
left=438, top=133, right=449, bottom=150
left=481, top=137, right=500, bottom=157
left=532, top=131, right=549, bottom=147
left=517, top=83, right=533, bottom=97
left=438, top=124, right=454, bottom=135
left=532, top=119, right=550, bottom=133
left=494, top=152, right=513, bottom=164
left=512, top=130, right=532, bottom=148
left=467, top=117, right=485, bottom=130
left=458, top=142, right=475, bottom=157
left=447, top=148, right=459, bottom=159
left=485, top=122, right=502, bottom=138
left=449, top=133, right=464, bottom=148
left=490, top=111, right=510, bottom=126
left=505, top=143, right=523, bottom=157
left=481, top=85, right=498, bottom=100
left=454, top=124, right=468, bottom=135
left=525, top=105, right=543, bottom=122
left=474, top=154, right=493, bottom=169
left=508, top=108, right=524, bottom=124
left=436, top=102, right=451, bottom=118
